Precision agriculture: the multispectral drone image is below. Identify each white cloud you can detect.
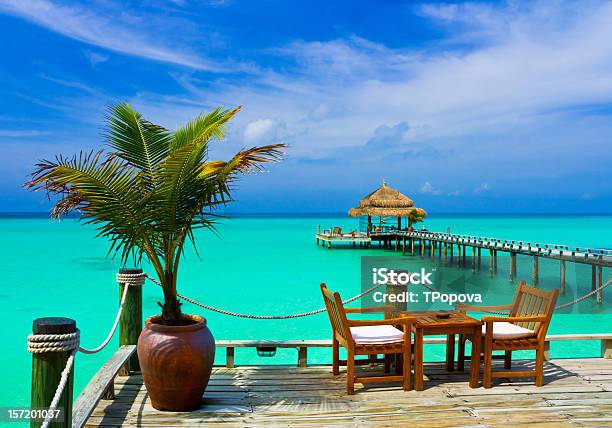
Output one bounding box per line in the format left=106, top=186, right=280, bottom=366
left=243, top=119, right=278, bottom=144
left=0, top=0, right=220, bottom=70
left=85, top=50, right=109, bottom=66
left=420, top=181, right=442, bottom=195
left=474, top=182, right=492, bottom=194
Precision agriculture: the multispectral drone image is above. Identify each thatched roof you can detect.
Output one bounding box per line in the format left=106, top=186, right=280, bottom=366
left=348, top=182, right=427, bottom=218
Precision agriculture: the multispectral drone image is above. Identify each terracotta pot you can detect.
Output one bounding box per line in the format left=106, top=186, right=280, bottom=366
left=137, top=314, right=215, bottom=411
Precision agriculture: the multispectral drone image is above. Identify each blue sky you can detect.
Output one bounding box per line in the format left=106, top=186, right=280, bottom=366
left=0, top=0, right=611, bottom=213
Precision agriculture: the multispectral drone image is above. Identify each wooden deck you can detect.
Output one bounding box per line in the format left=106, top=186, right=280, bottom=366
left=87, top=358, right=612, bottom=427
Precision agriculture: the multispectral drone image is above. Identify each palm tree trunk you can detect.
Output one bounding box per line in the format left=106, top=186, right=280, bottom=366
left=160, top=270, right=182, bottom=325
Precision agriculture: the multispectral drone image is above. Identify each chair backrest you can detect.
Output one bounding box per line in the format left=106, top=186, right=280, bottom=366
left=510, top=281, right=559, bottom=337
left=332, top=226, right=342, bottom=236
left=320, top=283, right=352, bottom=346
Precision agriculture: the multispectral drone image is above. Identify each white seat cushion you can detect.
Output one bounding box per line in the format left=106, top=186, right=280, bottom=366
left=350, top=325, right=405, bottom=345
left=482, top=321, right=535, bottom=339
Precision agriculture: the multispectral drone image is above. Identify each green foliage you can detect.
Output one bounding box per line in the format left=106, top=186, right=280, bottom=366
left=26, top=103, right=285, bottom=324
left=408, top=209, right=426, bottom=227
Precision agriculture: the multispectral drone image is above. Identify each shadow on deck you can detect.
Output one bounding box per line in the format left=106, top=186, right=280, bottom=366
left=88, top=358, right=612, bottom=427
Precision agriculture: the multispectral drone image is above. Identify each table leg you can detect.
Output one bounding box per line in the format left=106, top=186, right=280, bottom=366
left=446, top=334, right=455, bottom=372
left=470, top=326, right=481, bottom=388
left=414, top=328, right=424, bottom=391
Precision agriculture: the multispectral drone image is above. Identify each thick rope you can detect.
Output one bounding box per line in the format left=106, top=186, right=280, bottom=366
left=77, top=273, right=137, bottom=354
left=145, top=272, right=611, bottom=319
left=27, top=332, right=79, bottom=428
left=555, top=276, right=612, bottom=310
left=144, top=274, right=384, bottom=319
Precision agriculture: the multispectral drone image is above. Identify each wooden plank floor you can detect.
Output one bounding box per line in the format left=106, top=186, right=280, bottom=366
left=87, top=358, right=612, bottom=427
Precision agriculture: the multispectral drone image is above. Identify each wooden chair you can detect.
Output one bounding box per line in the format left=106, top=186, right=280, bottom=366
left=320, top=283, right=414, bottom=394
left=457, top=281, right=558, bottom=388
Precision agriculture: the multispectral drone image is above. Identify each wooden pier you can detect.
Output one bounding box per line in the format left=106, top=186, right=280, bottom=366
left=316, top=229, right=611, bottom=302
left=86, top=356, right=612, bottom=427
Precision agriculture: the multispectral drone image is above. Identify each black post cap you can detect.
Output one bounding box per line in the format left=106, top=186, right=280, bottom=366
left=33, top=317, right=77, bottom=334
left=119, top=268, right=143, bottom=274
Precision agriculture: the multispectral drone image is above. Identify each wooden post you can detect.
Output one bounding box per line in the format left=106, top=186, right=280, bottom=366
left=31, top=317, right=76, bottom=428
left=298, top=347, right=308, bottom=367
left=226, top=347, right=235, bottom=368
left=457, top=245, right=461, bottom=268
left=472, top=246, right=476, bottom=272
left=421, top=239, right=425, bottom=257
left=430, top=241, right=435, bottom=259
left=510, top=252, right=516, bottom=283
left=489, top=250, right=494, bottom=276
left=592, top=265, right=597, bottom=293
left=560, top=260, right=566, bottom=294
left=597, top=265, right=603, bottom=304
left=118, top=268, right=143, bottom=376
left=402, top=237, right=406, bottom=254
left=533, top=256, right=539, bottom=287
left=603, top=339, right=612, bottom=359
left=462, top=245, right=467, bottom=267
left=444, top=242, right=447, bottom=259
left=477, top=247, right=481, bottom=271
left=493, top=250, right=498, bottom=274
left=411, top=238, right=415, bottom=255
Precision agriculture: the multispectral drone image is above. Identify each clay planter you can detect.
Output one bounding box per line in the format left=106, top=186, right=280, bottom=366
left=137, top=314, right=215, bottom=411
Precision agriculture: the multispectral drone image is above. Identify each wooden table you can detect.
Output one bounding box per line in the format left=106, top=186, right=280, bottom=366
left=398, top=310, right=482, bottom=391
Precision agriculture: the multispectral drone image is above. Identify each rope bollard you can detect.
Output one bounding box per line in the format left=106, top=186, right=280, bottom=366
left=116, top=268, right=144, bottom=375
left=29, top=317, right=78, bottom=428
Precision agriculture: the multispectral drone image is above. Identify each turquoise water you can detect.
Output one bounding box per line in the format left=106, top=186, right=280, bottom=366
left=0, top=214, right=610, bottom=410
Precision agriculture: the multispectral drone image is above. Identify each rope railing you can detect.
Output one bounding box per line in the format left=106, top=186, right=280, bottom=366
left=144, top=274, right=384, bottom=319
left=144, top=273, right=610, bottom=319
left=26, top=271, right=145, bottom=428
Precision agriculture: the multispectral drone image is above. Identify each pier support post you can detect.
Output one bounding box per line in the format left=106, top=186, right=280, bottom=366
left=597, top=265, right=603, bottom=304
left=493, top=250, right=498, bottom=274
left=462, top=245, right=467, bottom=267
left=477, top=247, right=481, bottom=271
left=444, top=242, right=447, bottom=259
left=30, top=317, right=76, bottom=428
left=533, top=256, right=539, bottom=287
left=457, top=245, right=461, bottom=268
left=592, top=265, right=597, bottom=294
left=603, top=339, right=612, bottom=359
left=560, top=260, right=566, bottom=294
left=421, top=239, right=425, bottom=257
left=489, top=250, right=494, bottom=276
left=118, top=268, right=143, bottom=376
left=472, top=247, right=476, bottom=272
left=411, top=238, right=415, bottom=255
left=430, top=241, right=435, bottom=259
left=510, top=252, right=517, bottom=283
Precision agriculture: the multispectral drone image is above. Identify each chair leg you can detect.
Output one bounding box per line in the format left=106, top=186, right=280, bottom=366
left=504, top=351, right=512, bottom=370
left=483, top=339, right=493, bottom=389
left=457, top=334, right=466, bottom=371
left=395, top=353, right=403, bottom=374
left=535, top=345, right=545, bottom=387
left=403, top=342, right=412, bottom=391
left=332, top=338, right=339, bottom=376
left=347, top=350, right=355, bottom=395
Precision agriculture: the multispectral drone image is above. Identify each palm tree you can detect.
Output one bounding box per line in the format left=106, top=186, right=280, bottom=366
left=408, top=208, right=426, bottom=228
left=26, top=103, right=284, bottom=325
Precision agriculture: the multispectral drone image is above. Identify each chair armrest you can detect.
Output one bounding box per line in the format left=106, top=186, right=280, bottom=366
left=482, top=315, right=547, bottom=323
left=456, top=303, right=513, bottom=312
left=345, top=305, right=394, bottom=314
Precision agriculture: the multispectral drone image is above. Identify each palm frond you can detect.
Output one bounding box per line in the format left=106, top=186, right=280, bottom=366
left=105, top=103, right=171, bottom=180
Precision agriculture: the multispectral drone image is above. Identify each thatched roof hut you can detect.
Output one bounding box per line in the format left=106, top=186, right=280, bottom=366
left=348, top=181, right=426, bottom=232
